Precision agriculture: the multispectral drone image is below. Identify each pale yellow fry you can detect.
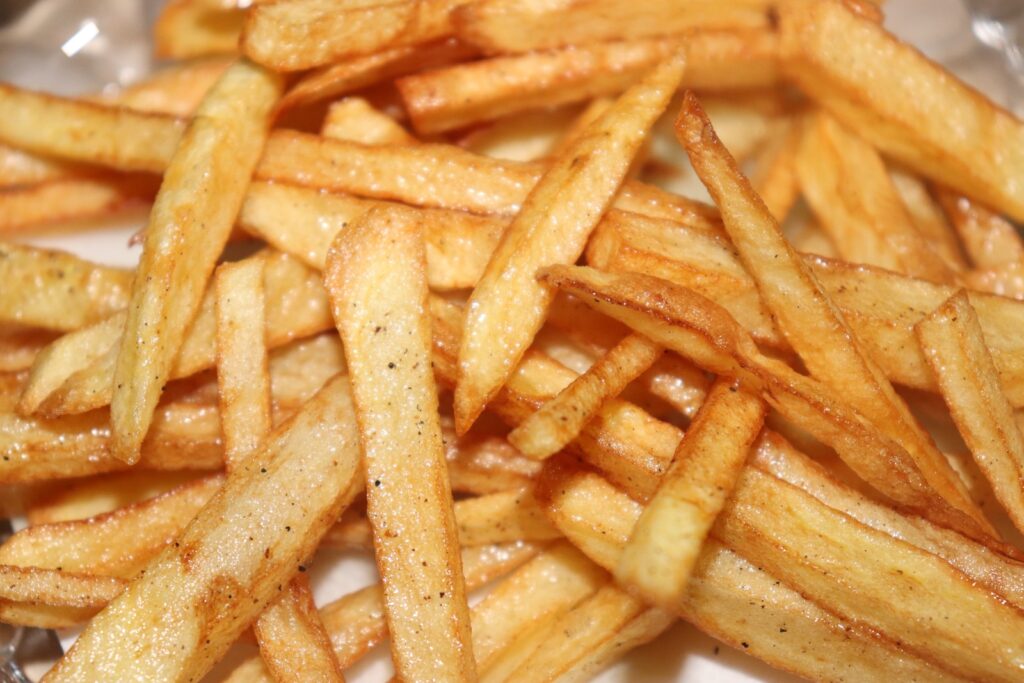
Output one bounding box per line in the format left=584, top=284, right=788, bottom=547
left=502, top=584, right=673, bottom=683
left=242, top=0, right=462, bottom=71
left=215, top=257, right=272, bottom=470
left=253, top=576, right=345, bottom=683
left=795, top=111, right=954, bottom=282
left=935, top=188, right=1024, bottom=270
left=0, top=85, right=185, bottom=173
left=508, top=333, right=663, bottom=459
left=44, top=376, right=361, bottom=683
left=455, top=55, right=685, bottom=434
left=155, top=0, right=244, bottom=59
left=398, top=31, right=778, bottom=134
left=0, top=242, right=131, bottom=331
left=780, top=0, right=1024, bottom=222
left=110, top=59, right=281, bottom=463
left=675, top=93, right=988, bottom=536
left=326, top=207, right=475, bottom=681
left=889, top=168, right=966, bottom=272
left=916, top=291, right=1024, bottom=535
left=321, top=97, right=415, bottom=145
left=616, top=380, right=765, bottom=606
left=454, top=0, right=772, bottom=53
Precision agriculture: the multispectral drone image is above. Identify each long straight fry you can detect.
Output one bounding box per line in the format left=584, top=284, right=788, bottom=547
left=110, top=59, right=281, bottom=463
left=326, top=207, right=475, bottom=681
left=674, top=92, right=988, bottom=536
left=455, top=55, right=685, bottom=434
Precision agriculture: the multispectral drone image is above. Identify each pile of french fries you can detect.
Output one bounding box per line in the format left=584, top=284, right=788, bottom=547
left=3, top=0, right=1024, bottom=680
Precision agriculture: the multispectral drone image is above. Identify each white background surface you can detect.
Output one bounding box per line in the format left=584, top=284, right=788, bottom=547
left=0, top=1, right=1014, bottom=680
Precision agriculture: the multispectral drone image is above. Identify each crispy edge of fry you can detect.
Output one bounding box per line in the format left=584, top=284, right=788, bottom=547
left=215, top=257, right=272, bottom=470
left=615, top=380, right=764, bottom=606
left=325, top=207, right=475, bottom=680
left=110, top=59, right=282, bottom=463
left=507, top=333, right=663, bottom=459
left=44, top=375, right=362, bottom=682
left=674, top=92, right=988, bottom=536
left=252, top=575, right=345, bottom=683
left=916, top=290, right=1024, bottom=535
left=455, top=54, right=685, bottom=434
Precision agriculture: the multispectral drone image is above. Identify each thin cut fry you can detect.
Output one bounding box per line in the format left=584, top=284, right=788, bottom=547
left=675, top=93, right=988, bottom=536
left=44, top=375, right=362, bottom=682
left=110, top=59, right=281, bottom=463
left=215, top=257, right=272, bottom=470
left=453, top=0, right=772, bottom=54
left=242, top=0, right=463, bottom=71
left=456, top=55, right=685, bottom=433
left=616, top=380, right=764, bottom=606
left=508, top=333, right=663, bottom=459
left=795, top=111, right=954, bottom=282
left=916, top=291, right=1024, bottom=535
left=326, top=207, right=475, bottom=681
left=780, top=0, right=1024, bottom=221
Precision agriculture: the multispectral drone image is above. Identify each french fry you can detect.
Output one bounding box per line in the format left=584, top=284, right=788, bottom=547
left=154, top=0, right=245, bottom=59
left=278, top=38, right=475, bottom=111
left=0, top=175, right=157, bottom=233
left=508, top=334, right=663, bottom=459
left=326, top=208, right=475, bottom=681
left=889, top=168, right=966, bottom=272
left=616, top=380, right=764, bottom=606
left=398, top=30, right=779, bottom=134
left=539, top=264, right=993, bottom=538
left=321, top=97, right=415, bottom=145
left=0, top=243, right=131, bottom=331
left=252, top=576, right=345, bottom=683
left=749, top=116, right=801, bottom=223
left=675, top=93, right=987, bottom=535
left=96, top=57, right=233, bottom=116
left=443, top=421, right=541, bottom=495
left=0, top=565, right=125, bottom=629
left=539, top=462, right=970, bottom=683
left=501, top=584, right=674, bottom=683
left=0, top=144, right=78, bottom=187
left=215, top=257, right=272, bottom=470
left=0, top=327, right=56, bottom=373
left=453, top=0, right=772, bottom=54
left=779, top=0, right=1024, bottom=222
left=916, top=291, right=1024, bottom=535
left=795, top=111, right=954, bottom=282
left=935, top=188, right=1024, bottom=270
left=456, top=56, right=685, bottom=433
left=44, top=375, right=362, bottom=682
left=110, top=59, right=282, bottom=463
left=26, top=469, right=200, bottom=524
left=242, top=0, right=463, bottom=71
left=964, top=262, right=1024, bottom=300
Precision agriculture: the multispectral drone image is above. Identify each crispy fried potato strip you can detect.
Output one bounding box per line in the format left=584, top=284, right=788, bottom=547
left=320, top=97, right=414, bottom=145
left=326, top=207, right=475, bottom=681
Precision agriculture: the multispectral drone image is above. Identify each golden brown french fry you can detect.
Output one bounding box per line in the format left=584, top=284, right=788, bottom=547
left=453, top=0, right=772, bottom=53
left=616, top=380, right=764, bottom=606
left=326, top=208, right=475, bottom=681
left=916, top=291, right=1024, bottom=535
left=443, top=421, right=541, bottom=495
left=398, top=30, right=778, bottom=134
left=795, top=111, right=954, bottom=282
left=321, top=97, right=414, bottom=145
left=964, top=262, right=1024, bottom=300
left=278, top=38, right=475, bottom=111
left=154, top=0, right=244, bottom=59
left=508, top=334, right=663, bottom=459
left=675, top=93, right=988, bottom=535
left=253, top=576, right=345, bottom=683
left=0, top=144, right=78, bottom=187
left=215, top=257, right=272, bottom=470
left=748, top=117, right=802, bottom=223
left=539, top=263, right=992, bottom=539
left=0, top=475, right=223, bottom=578
left=0, top=243, right=131, bottom=331
left=501, top=584, right=674, bottom=683
left=44, top=375, right=361, bottom=682
left=242, top=0, right=463, bottom=71
left=889, top=168, right=966, bottom=272
left=935, top=188, right=1024, bottom=269
left=0, top=175, right=157, bottom=233
left=539, top=462, right=970, bottom=683
left=25, top=469, right=200, bottom=524
left=456, top=56, right=685, bottom=433
left=110, top=59, right=281, bottom=463
left=780, top=0, right=1024, bottom=222
left=0, top=565, right=125, bottom=628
